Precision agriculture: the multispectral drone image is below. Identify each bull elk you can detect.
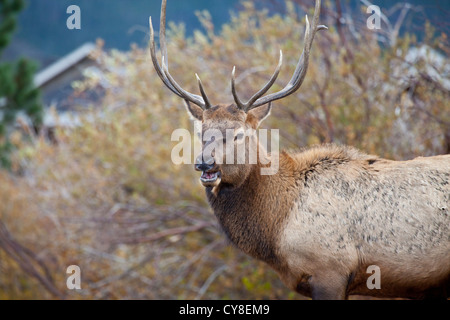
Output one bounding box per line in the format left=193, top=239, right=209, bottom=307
left=149, top=0, right=450, bottom=299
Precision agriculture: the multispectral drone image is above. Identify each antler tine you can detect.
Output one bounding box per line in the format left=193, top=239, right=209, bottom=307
left=149, top=0, right=212, bottom=110
left=161, top=57, right=208, bottom=108
left=159, top=0, right=168, bottom=68
left=232, top=50, right=283, bottom=111
left=245, top=50, right=283, bottom=110
left=231, top=66, right=246, bottom=110
left=237, top=0, right=327, bottom=112
left=196, top=74, right=212, bottom=108
left=149, top=16, right=181, bottom=98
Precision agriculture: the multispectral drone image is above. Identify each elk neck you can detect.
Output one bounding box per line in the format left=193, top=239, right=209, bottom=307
left=205, top=151, right=299, bottom=270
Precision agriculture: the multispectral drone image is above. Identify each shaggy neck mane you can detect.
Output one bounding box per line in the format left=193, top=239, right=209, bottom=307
left=205, top=145, right=377, bottom=269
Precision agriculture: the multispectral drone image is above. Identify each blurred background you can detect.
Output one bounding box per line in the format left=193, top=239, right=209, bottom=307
left=0, top=0, right=448, bottom=299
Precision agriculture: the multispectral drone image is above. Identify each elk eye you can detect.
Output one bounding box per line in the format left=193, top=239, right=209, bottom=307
left=234, top=132, right=244, bottom=141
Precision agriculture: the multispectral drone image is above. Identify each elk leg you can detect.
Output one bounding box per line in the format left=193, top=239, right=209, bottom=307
left=309, top=272, right=349, bottom=300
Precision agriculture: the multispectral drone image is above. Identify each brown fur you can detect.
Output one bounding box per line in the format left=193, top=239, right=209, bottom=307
left=191, top=104, right=450, bottom=300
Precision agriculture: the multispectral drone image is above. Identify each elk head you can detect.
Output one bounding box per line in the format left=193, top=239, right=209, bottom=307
left=149, top=0, right=327, bottom=189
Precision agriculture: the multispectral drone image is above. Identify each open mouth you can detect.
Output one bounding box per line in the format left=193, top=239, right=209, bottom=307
left=200, top=171, right=221, bottom=185
left=200, top=171, right=220, bottom=182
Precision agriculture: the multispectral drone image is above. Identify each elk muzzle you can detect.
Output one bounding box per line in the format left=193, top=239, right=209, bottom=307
left=195, top=154, right=221, bottom=187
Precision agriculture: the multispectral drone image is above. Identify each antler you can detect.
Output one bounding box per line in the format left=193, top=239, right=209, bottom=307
left=231, top=0, right=327, bottom=112
left=149, top=0, right=211, bottom=109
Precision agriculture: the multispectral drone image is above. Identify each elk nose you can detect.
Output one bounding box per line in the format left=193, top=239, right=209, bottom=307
left=195, top=154, right=215, bottom=172
left=195, top=162, right=215, bottom=172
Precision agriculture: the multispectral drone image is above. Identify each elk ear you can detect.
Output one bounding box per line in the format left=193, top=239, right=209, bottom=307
left=184, top=100, right=203, bottom=121
left=247, top=103, right=272, bottom=128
